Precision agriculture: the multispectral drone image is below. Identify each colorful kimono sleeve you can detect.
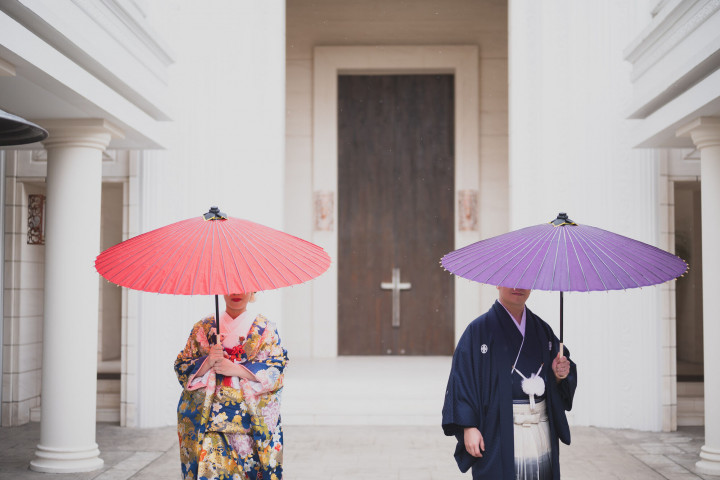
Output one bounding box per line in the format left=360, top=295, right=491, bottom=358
left=240, top=321, right=288, bottom=396
left=174, top=318, right=214, bottom=389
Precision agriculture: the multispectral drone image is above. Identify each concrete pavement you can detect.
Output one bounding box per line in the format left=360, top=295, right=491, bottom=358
left=3, top=358, right=716, bottom=479
left=1, top=422, right=717, bottom=479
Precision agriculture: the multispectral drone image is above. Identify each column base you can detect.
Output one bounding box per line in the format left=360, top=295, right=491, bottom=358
left=30, top=443, right=104, bottom=473
left=696, top=445, right=720, bottom=476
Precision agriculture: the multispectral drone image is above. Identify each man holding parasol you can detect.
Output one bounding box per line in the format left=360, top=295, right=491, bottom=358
left=440, top=213, right=687, bottom=479
left=442, top=286, right=576, bottom=479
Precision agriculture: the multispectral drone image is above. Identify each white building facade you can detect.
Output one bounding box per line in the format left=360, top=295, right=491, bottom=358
left=510, top=0, right=720, bottom=474
left=1, top=0, right=718, bottom=475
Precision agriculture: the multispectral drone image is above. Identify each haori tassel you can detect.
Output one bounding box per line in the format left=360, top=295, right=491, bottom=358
left=516, top=364, right=545, bottom=411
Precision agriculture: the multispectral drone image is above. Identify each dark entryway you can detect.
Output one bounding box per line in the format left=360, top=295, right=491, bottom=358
left=674, top=180, right=703, bottom=381
left=337, top=74, right=455, bottom=355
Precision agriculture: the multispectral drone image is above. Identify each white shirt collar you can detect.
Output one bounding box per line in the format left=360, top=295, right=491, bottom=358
left=499, top=303, right=526, bottom=337
left=219, top=310, right=255, bottom=347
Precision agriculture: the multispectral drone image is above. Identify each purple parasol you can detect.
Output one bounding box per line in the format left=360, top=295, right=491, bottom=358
left=441, top=213, right=688, bottom=342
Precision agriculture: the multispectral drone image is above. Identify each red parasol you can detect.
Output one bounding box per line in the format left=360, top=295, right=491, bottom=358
left=95, top=206, right=331, bottom=333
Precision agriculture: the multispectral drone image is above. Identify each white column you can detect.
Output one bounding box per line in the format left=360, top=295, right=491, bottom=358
left=677, top=117, right=720, bottom=476
left=30, top=119, right=123, bottom=473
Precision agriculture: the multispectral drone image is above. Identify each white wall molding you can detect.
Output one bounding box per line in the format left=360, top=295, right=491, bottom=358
left=95, top=0, right=175, bottom=67
left=0, top=56, right=16, bottom=76
left=624, top=0, right=720, bottom=120
left=3, top=0, right=174, bottom=121
left=0, top=10, right=169, bottom=149
left=625, top=0, right=718, bottom=74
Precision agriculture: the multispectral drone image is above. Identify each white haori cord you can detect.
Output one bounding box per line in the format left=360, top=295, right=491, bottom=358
left=510, top=329, right=546, bottom=411
left=514, top=364, right=545, bottom=411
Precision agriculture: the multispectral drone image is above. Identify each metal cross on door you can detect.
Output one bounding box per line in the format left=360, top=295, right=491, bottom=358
left=380, top=267, right=412, bottom=328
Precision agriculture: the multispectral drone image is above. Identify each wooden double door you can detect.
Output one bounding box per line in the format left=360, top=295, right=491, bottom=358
left=338, top=74, right=455, bottom=355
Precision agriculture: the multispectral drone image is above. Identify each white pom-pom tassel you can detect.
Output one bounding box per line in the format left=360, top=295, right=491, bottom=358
left=515, top=364, right=545, bottom=412
left=521, top=374, right=545, bottom=411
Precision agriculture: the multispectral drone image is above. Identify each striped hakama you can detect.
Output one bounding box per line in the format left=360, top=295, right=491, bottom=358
left=513, top=399, right=552, bottom=480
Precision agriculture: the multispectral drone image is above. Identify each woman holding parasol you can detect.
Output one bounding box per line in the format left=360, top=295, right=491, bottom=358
left=175, top=291, right=287, bottom=480
left=95, top=207, right=332, bottom=480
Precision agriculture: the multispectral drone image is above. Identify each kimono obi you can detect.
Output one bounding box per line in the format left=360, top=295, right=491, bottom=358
left=513, top=399, right=548, bottom=427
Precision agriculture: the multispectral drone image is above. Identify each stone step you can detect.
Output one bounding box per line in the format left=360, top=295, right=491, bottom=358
left=96, top=407, right=121, bottom=423
left=97, top=379, right=120, bottom=423
left=677, top=382, right=704, bottom=427
left=677, top=381, right=703, bottom=397
left=283, top=357, right=449, bottom=425
left=97, top=378, right=121, bottom=394
left=97, top=391, right=121, bottom=409
left=30, top=377, right=121, bottom=423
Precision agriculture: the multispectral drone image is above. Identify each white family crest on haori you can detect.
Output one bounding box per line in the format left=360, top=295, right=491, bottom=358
left=481, top=344, right=488, bottom=354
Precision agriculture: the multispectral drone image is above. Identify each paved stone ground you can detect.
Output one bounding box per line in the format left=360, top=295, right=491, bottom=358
left=0, top=423, right=717, bottom=479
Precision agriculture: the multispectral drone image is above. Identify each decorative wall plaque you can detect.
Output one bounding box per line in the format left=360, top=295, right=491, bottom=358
left=314, top=191, right=334, bottom=231
left=458, top=189, right=478, bottom=231
left=27, top=194, right=46, bottom=245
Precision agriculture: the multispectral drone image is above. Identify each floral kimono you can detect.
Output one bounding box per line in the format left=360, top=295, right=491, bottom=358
left=175, top=313, right=287, bottom=480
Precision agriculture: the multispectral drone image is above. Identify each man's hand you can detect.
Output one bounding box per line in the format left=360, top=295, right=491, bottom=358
left=463, top=427, right=485, bottom=458
left=552, top=350, right=570, bottom=382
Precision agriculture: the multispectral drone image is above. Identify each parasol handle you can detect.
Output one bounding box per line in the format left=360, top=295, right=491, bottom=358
left=559, top=291, right=564, bottom=358
left=215, top=294, right=221, bottom=345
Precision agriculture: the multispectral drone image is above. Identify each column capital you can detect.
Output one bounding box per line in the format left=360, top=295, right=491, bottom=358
left=676, top=116, right=720, bottom=150
left=36, top=118, right=124, bottom=151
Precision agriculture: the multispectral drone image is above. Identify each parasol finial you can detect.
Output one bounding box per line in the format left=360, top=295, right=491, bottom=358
left=551, top=212, right=577, bottom=227
left=203, top=206, right=227, bottom=221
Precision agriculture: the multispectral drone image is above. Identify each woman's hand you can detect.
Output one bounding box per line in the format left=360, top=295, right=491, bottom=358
left=552, top=351, right=570, bottom=382
left=212, top=358, right=238, bottom=376
left=207, top=343, right=224, bottom=368
left=463, top=427, right=485, bottom=458
left=212, top=358, right=258, bottom=382
left=194, top=343, right=225, bottom=377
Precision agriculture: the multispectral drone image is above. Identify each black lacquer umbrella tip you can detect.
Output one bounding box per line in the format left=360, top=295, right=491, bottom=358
left=204, top=206, right=227, bottom=221
left=551, top=212, right=576, bottom=226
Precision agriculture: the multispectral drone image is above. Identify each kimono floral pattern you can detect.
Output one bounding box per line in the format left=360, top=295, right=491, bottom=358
left=175, top=314, right=287, bottom=480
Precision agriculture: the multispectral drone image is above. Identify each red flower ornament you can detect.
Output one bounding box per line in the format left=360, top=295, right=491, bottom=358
left=224, top=339, right=246, bottom=362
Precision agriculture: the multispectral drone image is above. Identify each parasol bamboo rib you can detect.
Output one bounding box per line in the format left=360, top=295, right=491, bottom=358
left=231, top=223, right=310, bottom=281
left=566, top=229, right=592, bottom=291
left=498, top=230, right=551, bottom=287
left=528, top=229, right=556, bottom=290
left=580, top=231, right=654, bottom=287
left=574, top=230, right=638, bottom=289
